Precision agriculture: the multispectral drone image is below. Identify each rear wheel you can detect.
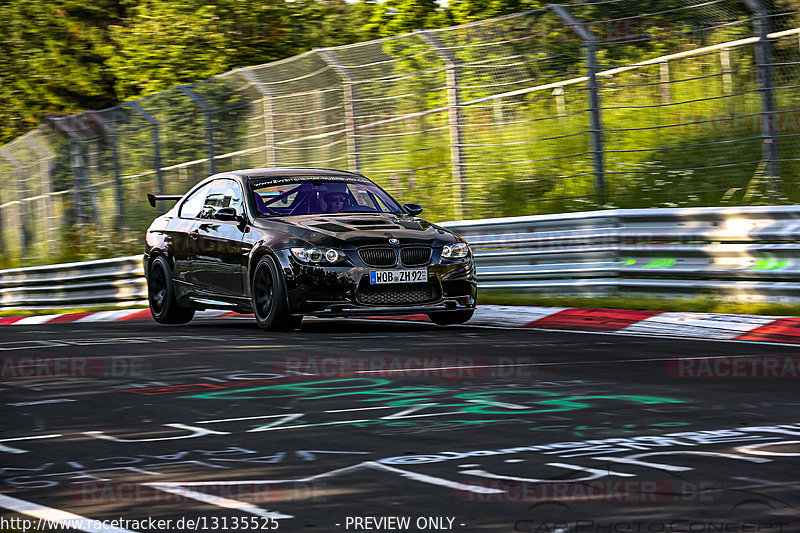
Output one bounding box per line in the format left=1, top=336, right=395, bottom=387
left=148, top=256, right=195, bottom=325
left=251, top=256, right=301, bottom=331
left=427, top=309, right=474, bottom=326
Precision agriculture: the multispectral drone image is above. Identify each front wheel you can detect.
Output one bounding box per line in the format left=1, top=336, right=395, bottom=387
left=148, top=256, right=195, bottom=325
left=427, top=309, right=475, bottom=326
left=251, top=256, right=301, bottom=331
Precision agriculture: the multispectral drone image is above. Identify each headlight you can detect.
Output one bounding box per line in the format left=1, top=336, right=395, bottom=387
left=290, top=247, right=346, bottom=264
left=441, top=242, right=469, bottom=259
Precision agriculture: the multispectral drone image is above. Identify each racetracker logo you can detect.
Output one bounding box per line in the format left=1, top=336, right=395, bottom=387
left=274, top=356, right=490, bottom=379
left=513, top=520, right=790, bottom=533
left=666, top=356, right=800, bottom=379
left=0, top=356, right=146, bottom=380
left=68, top=481, right=322, bottom=504
left=458, top=479, right=718, bottom=504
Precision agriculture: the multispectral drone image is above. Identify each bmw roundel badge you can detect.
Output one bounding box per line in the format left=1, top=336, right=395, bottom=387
left=389, top=238, right=399, bottom=245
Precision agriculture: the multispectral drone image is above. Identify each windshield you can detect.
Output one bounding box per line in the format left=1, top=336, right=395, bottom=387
left=251, top=178, right=403, bottom=216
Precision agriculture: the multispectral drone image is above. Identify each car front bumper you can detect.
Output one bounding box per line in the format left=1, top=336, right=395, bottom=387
left=276, top=251, right=477, bottom=317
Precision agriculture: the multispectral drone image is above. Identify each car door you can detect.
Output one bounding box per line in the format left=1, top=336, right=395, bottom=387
left=192, top=179, right=247, bottom=299
left=171, top=181, right=213, bottom=298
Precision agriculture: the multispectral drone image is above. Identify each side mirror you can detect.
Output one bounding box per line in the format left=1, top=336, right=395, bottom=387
left=403, top=203, right=423, bottom=216
left=214, top=207, right=240, bottom=222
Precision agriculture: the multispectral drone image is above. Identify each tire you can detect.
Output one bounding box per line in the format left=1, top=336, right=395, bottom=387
left=427, top=309, right=475, bottom=326
left=148, top=256, right=195, bottom=325
left=251, top=255, right=301, bottom=331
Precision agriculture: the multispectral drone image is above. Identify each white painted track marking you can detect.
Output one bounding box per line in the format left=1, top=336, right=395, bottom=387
left=0, top=493, right=139, bottom=532
left=470, top=305, right=567, bottom=327
left=621, top=312, right=777, bottom=340
left=14, top=315, right=64, bottom=325
left=74, top=310, right=142, bottom=322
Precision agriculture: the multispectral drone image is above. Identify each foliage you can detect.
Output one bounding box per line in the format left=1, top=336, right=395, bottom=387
left=1, top=1, right=800, bottom=268
left=0, top=0, right=124, bottom=143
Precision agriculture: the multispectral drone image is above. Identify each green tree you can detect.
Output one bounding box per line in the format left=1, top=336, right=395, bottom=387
left=289, top=0, right=381, bottom=48
left=99, top=0, right=297, bottom=99
left=0, top=0, right=125, bottom=143
left=364, top=0, right=449, bottom=37
left=449, top=0, right=543, bottom=25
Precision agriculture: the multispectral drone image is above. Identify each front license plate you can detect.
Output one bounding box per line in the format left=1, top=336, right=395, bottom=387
left=370, top=269, right=428, bottom=284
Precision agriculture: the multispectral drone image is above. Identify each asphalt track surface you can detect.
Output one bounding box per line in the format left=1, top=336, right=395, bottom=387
left=1, top=317, right=799, bottom=533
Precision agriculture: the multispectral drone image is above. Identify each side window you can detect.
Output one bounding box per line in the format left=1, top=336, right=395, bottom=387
left=179, top=183, right=212, bottom=219
left=204, top=180, right=244, bottom=218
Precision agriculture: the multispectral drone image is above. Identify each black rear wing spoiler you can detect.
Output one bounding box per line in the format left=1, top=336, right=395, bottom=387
left=147, top=193, right=183, bottom=208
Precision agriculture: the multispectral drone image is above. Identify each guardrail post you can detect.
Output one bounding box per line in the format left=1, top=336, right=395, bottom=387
left=317, top=49, right=361, bottom=172
left=87, top=112, right=124, bottom=232
left=238, top=68, right=278, bottom=166
left=548, top=4, right=606, bottom=207
left=129, top=101, right=166, bottom=210
left=0, top=148, right=29, bottom=260
left=744, top=0, right=781, bottom=197
left=178, top=85, right=217, bottom=175
left=417, top=30, right=467, bottom=220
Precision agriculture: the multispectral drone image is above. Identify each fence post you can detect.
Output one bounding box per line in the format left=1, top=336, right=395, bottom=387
left=178, top=85, right=217, bottom=175
left=0, top=180, right=4, bottom=261
left=129, top=101, right=165, bottom=210
left=0, top=148, right=28, bottom=260
left=87, top=111, right=124, bottom=232
left=50, top=117, right=89, bottom=226
left=238, top=68, right=277, bottom=167
left=553, top=87, right=567, bottom=116
left=417, top=30, right=467, bottom=220
left=317, top=49, right=360, bottom=173
left=24, top=135, right=58, bottom=254
left=744, top=0, right=781, bottom=197
left=548, top=4, right=606, bottom=206
left=720, top=49, right=733, bottom=95
left=70, top=140, right=89, bottom=224
left=659, top=62, right=671, bottom=104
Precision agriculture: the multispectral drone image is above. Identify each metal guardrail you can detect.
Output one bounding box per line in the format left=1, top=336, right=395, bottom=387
left=1, top=205, right=799, bottom=309
left=441, top=205, right=800, bottom=302
left=0, top=255, right=146, bottom=308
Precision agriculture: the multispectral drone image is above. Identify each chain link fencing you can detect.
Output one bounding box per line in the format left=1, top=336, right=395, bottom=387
left=0, top=0, right=798, bottom=268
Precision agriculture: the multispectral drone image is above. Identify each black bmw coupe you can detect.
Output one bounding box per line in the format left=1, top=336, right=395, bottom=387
left=144, top=168, right=477, bottom=330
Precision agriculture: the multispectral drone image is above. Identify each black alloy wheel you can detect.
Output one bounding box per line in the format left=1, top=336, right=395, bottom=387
left=148, top=256, right=195, bottom=325
left=252, top=255, right=301, bottom=331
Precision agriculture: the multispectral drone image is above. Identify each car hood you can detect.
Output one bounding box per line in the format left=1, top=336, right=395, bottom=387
left=252, top=212, right=456, bottom=248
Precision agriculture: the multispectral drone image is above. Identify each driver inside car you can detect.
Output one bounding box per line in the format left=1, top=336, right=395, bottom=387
left=321, top=183, right=351, bottom=212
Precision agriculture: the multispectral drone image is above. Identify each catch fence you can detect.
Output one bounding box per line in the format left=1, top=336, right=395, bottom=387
left=0, top=0, right=798, bottom=267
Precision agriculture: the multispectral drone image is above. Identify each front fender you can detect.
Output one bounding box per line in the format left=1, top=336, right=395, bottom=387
left=245, top=244, right=293, bottom=300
